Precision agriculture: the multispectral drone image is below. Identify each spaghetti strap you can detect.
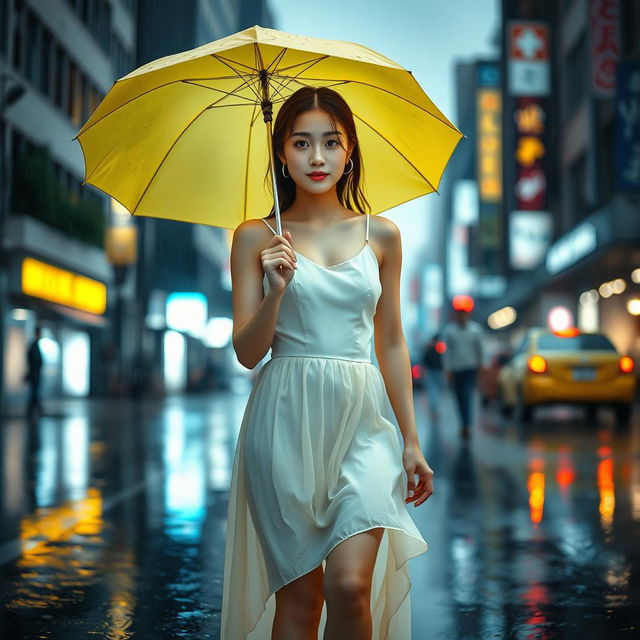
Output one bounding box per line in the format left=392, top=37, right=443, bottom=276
left=261, top=218, right=277, bottom=235
left=365, top=212, right=370, bottom=244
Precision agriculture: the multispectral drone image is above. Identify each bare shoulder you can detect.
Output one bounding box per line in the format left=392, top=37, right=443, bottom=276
left=369, top=214, right=401, bottom=266
left=231, top=217, right=274, bottom=257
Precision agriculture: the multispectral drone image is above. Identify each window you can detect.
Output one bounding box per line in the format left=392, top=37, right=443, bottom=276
left=0, top=0, right=8, bottom=57
left=25, top=9, right=40, bottom=86
left=88, top=82, right=100, bottom=115
left=68, top=60, right=82, bottom=125
left=39, top=28, right=52, bottom=97
left=111, top=34, right=133, bottom=77
left=11, top=0, right=24, bottom=72
left=537, top=333, right=616, bottom=351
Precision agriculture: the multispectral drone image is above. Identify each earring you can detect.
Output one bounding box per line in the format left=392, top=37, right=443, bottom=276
left=281, top=164, right=290, bottom=179
left=343, top=158, right=354, bottom=175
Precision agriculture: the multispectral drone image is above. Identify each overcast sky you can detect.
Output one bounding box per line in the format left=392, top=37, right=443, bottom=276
left=270, top=0, right=499, bottom=337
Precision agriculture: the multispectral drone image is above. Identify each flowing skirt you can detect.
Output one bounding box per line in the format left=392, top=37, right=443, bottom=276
left=221, top=355, right=428, bottom=639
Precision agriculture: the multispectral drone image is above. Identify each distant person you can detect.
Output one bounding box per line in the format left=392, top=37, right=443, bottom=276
left=26, top=326, right=44, bottom=416
left=421, top=333, right=445, bottom=418
left=442, top=297, right=485, bottom=438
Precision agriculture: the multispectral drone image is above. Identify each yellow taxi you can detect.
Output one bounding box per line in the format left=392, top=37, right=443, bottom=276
left=498, top=328, right=636, bottom=423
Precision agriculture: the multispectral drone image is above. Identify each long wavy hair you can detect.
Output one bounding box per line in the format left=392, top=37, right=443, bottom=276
left=265, top=86, right=370, bottom=217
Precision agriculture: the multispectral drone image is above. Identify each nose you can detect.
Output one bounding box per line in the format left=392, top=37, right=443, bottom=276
left=309, top=143, right=325, bottom=166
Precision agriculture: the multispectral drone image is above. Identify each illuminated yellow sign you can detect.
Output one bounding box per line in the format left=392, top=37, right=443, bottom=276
left=21, top=257, right=107, bottom=315
left=477, top=88, right=502, bottom=202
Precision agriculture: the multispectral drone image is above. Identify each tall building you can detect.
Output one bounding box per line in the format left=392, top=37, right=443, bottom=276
left=131, top=1, right=275, bottom=395
left=486, top=0, right=640, bottom=359
left=0, top=0, right=137, bottom=409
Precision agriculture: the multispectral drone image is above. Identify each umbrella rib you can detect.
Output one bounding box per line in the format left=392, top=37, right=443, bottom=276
left=294, top=76, right=461, bottom=133
left=182, top=80, right=257, bottom=103
left=266, top=47, right=288, bottom=73
left=211, top=53, right=260, bottom=73
left=210, top=54, right=262, bottom=101
left=267, top=56, right=332, bottom=102
left=129, top=88, right=253, bottom=215
left=271, top=55, right=330, bottom=75
left=82, top=75, right=258, bottom=185
left=74, top=75, right=256, bottom=139
left=352, top=112, right=438, bottom=194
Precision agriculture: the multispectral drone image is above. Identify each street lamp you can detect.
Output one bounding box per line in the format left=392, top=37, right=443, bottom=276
left=105, top=199, right=137, bottom=395
left=0, top=73, right=25, bottom=407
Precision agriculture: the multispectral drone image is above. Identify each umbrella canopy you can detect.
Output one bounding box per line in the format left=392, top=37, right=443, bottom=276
left=74, top=25, right=463, bottom=230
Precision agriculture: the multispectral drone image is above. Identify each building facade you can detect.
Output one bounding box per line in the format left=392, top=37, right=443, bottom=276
left=480, top=0, right=640, bottom=361
left=0, top=0, right=137, bottom=410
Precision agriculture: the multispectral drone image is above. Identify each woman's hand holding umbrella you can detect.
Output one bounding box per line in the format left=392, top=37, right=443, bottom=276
left=262, top=230, right=297, bottom=294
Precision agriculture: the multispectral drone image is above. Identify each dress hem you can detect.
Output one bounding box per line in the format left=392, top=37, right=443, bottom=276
left=243, top=523, right=428, bottom=639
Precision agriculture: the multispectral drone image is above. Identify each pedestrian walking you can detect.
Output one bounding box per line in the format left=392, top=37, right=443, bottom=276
left=25, top=326, right=43, bottom=416
left=421, top=333, right=446, bottom=418
left=442, top=297, right=486, bottom=439
left=223, top=87, right=434, bottom=639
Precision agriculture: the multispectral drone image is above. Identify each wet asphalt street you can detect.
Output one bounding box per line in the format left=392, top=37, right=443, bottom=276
left=1, top=381, right=639, bottom=639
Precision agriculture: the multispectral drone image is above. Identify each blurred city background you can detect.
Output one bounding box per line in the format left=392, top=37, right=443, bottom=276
left=1, top=0, right=640, bottom=638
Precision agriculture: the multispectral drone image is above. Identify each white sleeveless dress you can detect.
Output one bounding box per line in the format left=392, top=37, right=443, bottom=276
left=221, top=213, right=428, bottom=639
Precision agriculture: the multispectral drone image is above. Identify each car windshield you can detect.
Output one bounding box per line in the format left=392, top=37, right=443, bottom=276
left=537, top=333, right=616, bottom=351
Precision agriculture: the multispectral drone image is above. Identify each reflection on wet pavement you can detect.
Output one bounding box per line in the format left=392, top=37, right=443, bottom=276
left=0, top=390, right=638, bottom=638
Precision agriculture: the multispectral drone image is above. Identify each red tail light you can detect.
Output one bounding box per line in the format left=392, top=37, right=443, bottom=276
left=435, top=341, right=447, bottom=354
left=619, top=356, right=634, bottom=373
left=412, top=364, right=422, bottom=379
left=528, top=355, right=548, bottom=373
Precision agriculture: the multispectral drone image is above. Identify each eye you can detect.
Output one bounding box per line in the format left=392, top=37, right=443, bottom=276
left=293, top=140, right=308, bottom=148
left=326, top=139, right=340, bottom=148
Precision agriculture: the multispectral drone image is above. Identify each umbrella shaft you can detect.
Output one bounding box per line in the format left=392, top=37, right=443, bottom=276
left=265, top=117, right=282, bottom=235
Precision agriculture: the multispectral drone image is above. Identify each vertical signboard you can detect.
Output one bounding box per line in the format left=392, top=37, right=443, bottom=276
left=589, top=0, right=620, bottom=97
left=508, top=22, right=550, bottom=97
left=616, top=61, right=640, bottom=192
left=507, top=21, right=552, bottom=270
left=476, top=62, right=502, bottom=278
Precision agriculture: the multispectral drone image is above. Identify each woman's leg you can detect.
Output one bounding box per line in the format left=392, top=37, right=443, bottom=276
left=323, top=528, right=384, bottom=640
left=273, top=563, right=325, bottom=640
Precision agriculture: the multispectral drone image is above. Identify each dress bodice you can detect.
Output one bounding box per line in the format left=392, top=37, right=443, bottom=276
left=260, top=215, right=382, bottom=362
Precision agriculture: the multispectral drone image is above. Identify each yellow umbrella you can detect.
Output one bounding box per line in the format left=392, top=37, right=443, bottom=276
left=74, top=25, right=463, bottom=233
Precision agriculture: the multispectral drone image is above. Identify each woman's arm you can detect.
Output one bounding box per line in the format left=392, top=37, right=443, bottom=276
left=372, top=217, right=420, bottom=448
left=373, top=216, right=434, bottom=508
left=230, top=220, right=289, bottom=369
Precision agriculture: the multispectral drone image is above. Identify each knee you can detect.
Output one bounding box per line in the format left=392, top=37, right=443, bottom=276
left=324, top=574, right=370, bottom=614
left=276, top=587, right=324, bottom=625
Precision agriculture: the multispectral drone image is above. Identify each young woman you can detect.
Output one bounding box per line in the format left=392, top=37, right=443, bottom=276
left=221, top=86, right=434, bottom=640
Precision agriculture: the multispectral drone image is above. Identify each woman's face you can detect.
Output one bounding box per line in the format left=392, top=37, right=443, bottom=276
left=278, top=107, right=351, bottom=195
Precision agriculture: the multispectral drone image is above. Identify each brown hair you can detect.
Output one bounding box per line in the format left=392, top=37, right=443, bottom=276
left=265, top=87, right=370, bottom=217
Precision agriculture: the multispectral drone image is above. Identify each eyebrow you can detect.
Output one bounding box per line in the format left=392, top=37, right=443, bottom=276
left=290, top=131, right=343, bottom=137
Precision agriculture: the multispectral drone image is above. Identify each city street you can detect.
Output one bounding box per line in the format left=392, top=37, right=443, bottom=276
left=1, top=385, right=638, bottom=639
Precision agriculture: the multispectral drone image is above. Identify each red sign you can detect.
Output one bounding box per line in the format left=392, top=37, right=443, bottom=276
left=509, top=24, right=549, bottom=61
left=590, top=0, right=620, bottom=96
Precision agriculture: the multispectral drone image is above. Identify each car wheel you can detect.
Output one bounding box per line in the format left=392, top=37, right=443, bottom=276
left=615, top=403, right=632, bottom=426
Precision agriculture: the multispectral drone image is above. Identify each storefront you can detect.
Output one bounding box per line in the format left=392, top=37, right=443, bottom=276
left=483, top=196, right=640, bottom=358
left=2, top=216, right=112, bottom=411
